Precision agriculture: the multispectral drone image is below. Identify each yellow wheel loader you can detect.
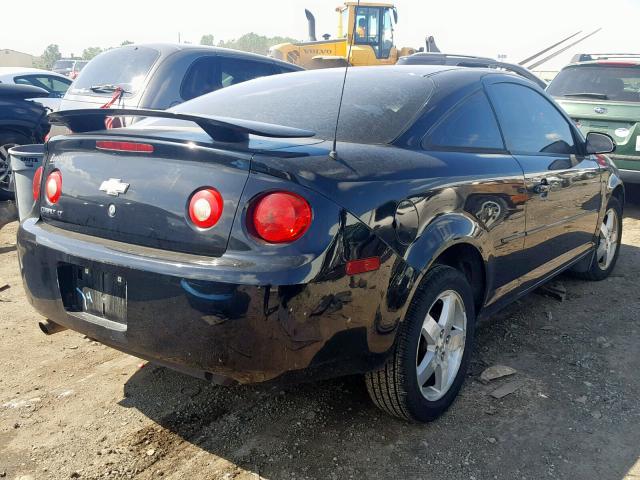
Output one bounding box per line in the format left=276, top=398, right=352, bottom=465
left=269, top=2, right=424, bottom=69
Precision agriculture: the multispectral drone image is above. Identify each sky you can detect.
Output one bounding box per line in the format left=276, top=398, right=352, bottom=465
left=4, top=0, right=640, bottom=71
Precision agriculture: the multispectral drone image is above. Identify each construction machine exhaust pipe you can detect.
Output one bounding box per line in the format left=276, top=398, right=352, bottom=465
left=305, top=9, right=317, bottom=41
left=39, top=319, right=67, bottom=335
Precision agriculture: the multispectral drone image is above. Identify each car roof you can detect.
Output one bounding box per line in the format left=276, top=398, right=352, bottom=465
left=118, top=43, right=302, bottom=69
left=567, top=60, right=640, bottom=67
left=0, top=67, right=69, bottom=78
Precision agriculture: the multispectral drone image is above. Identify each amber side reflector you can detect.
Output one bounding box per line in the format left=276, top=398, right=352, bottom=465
left=346, top=257, right=381, bottom=276
left=96, top=141, right=154, bottom=153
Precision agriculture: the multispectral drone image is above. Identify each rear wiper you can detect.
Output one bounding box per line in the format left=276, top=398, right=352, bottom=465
left=88, top=84, right=130, bottom=94
left=563, top=92, right=609, bottom=100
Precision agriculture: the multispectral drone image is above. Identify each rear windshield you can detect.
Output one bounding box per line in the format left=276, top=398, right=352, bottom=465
left=548, top=65, right=640, bottom=103
left=168, top=68, right=434, bottom=144
left=69, top=46, right=160, bottom=96
left=53, top=60, right=74, bottom=69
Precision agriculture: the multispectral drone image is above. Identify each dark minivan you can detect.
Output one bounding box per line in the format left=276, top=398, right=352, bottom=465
left=58, top=43, right=302, bottom=111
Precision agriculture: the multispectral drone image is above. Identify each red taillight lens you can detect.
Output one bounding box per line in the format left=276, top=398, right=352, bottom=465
left=45, top=170, right=62, bottom=204
left=96, top=141, right=154, bottom=153
left=252, top=192, right=312, bottom=243
left=188, top=188, right=224, bottom=229
left=32, top=166, right=44, bottom=201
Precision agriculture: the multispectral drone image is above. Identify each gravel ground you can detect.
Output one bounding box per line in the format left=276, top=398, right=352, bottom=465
left=1, top=188, right=640, bottom=480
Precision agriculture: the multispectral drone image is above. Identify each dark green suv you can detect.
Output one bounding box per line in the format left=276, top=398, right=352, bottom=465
left=548, top=55, right=640, bottom=183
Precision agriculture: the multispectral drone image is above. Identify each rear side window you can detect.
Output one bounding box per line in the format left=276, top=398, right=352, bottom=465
left=548, top=65, right=640, bottom=103
left=70, top=46, right=159, bottom=96
left=488, top=83, right=576, bottom=155
left=181, top=56, right=278, bottom=101
left=219, top=58, right=276, bottom=88
left=14, top=75, right=71, bottom=96
left=181, top=57, right=220, bottom=101
left=424, top=91, right=503, bottom=150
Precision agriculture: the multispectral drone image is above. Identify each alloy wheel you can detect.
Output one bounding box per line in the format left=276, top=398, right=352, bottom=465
left=0, top=143, right=18, bottom=191
left=416, top=290, right=467, bottom=401
left=596, top=208, right=619, bottom=271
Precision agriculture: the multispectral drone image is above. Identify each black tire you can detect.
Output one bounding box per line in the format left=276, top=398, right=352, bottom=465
left=365, top=265, right=476, bottom=422
left=0, top=131, right=30, bottom=201
left=574, top=196, right=623, bottom=281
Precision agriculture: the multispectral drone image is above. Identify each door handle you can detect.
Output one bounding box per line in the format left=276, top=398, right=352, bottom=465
left=533, top=179, right=550, bottom=194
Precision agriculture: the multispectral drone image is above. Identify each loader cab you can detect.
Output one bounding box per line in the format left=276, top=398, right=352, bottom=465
left=342, top=3, right=397, bottom=60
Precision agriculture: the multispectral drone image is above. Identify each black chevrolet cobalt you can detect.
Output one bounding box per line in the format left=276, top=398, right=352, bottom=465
left=18, top=66, right=624, bottom=422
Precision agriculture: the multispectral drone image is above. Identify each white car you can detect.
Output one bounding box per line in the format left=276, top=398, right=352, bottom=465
left=0, top=67, right=72, bottom=111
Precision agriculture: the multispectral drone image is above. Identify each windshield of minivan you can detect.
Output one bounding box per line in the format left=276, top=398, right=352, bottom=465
left=70, top=46, right=160, bottom=96
left=548, top=65, right=640, bottom=103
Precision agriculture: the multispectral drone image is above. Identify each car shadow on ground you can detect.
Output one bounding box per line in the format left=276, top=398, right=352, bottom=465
left=118, top=235, right=640, bottom=479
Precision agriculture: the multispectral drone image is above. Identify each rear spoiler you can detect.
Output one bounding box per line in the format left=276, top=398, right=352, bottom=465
left=48, top=108, right=316, bottom=143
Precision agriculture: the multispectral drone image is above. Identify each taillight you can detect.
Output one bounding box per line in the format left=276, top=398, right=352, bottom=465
left=45, top=170, right=62, bottom=204
left=96, top=141, right=154, bottom=153
left=188, top=188, right=223, bottom=229
left=252, top=192, right=312, bottom=243
left=32, top=166, right=44, bottom=201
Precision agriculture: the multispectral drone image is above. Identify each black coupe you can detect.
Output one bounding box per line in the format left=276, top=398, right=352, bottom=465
left=18, top=66, right=623, bottom=422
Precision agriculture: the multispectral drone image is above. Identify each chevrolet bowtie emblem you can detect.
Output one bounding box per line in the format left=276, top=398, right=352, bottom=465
left=99, top=178, right=129, bottom=196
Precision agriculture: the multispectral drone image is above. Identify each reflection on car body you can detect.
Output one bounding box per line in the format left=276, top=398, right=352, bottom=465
left=19, top=65, right=624, bottom=423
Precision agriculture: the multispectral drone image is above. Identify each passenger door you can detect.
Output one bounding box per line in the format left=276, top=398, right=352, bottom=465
left=422, top=89, right=528, bottom=306
left=486, top=80, right=602, bottom=286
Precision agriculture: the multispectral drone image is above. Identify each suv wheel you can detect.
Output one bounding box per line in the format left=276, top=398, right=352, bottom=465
left=365, top=265, right=476, bottom=422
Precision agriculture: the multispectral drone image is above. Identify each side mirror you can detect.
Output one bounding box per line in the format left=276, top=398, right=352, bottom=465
left=392, top=7, right=398, bottom=23
left=586, top=132, right=615, bottom=154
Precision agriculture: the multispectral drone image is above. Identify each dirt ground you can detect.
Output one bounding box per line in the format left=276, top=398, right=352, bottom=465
left=1, top=189, right=640, bottom=480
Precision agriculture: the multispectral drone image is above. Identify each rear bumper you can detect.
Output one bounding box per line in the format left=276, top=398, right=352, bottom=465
left=17, top=219, right=402, bottom=385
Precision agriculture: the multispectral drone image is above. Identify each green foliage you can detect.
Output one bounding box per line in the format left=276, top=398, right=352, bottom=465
left=35, top=44, right=61, bottom=70
left=217, top=32, right=300, bottom=55
left=121, top=40, right=134, bottom=46
left=200, top=34, right=215, bottom=46
left=82, top=46, right=103, bottom=60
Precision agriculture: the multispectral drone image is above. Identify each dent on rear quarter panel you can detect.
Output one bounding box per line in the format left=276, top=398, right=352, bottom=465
left=251, top=140, right=527, bottom=312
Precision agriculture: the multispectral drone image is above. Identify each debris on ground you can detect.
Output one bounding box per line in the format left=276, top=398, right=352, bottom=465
left=489, top=380, right=524, bottom=399
left=0, top=201, right=639, bottom=479
left=536, top=281, right=567, bottom=302
left=0, top=284, right=9, bottom=293
left=480, top=365, right=517, bottom=384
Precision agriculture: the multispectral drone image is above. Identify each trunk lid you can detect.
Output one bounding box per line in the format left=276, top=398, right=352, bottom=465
left=41, top=131, right=251, bottom=257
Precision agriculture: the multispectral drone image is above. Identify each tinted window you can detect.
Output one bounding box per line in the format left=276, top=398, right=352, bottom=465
left=14, top=75, right=71, bottom=97
left=489, top=83, right=576, bottom=155
left=70, top=46, right=159, bottom=96
left=425, top=91, right=503, bottom=150
left=548, top=65, right=640, bottom=103
left=167, top=68, right=434, bottom=144
left=181, top=57, right=219, bottom=101
left=181, top=57, right=277, bottom=101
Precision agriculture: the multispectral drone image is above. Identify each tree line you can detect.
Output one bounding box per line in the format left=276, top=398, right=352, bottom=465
left=34, top=34, right=298, bottom=70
